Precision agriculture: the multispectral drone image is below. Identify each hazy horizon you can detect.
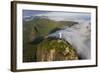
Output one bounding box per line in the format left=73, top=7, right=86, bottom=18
left=23, top=10, right=91, bottom=22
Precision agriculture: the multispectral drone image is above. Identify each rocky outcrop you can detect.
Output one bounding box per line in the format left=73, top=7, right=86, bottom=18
left=36, top=38, right=79, bottom=62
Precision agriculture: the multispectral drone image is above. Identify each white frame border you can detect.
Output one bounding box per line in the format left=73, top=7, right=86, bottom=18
left=16, top=3, right=97, bottom=70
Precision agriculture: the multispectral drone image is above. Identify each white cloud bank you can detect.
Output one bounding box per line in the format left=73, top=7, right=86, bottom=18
left=36, top=12, right=91, bottom=22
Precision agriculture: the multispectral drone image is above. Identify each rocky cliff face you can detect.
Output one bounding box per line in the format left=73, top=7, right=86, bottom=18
left=36, top=38, right=79, bottom=62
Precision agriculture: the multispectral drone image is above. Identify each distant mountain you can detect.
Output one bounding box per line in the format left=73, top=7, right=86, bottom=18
left=23, top=16, right=79, bottom=42
left=23, top=16, right=78, bottom=40
left=23, top=16, right=48, bottom=21
left=36, top=12, right=91, bottom=22
left=23, top=16, right=79, bottom=62
left=23, top=16, right=35, bottom=21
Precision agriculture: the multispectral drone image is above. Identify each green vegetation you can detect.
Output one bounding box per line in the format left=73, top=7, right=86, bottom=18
left=37, top=38, right=79, bottom=61
left=23, top=16, right=78, bottom=62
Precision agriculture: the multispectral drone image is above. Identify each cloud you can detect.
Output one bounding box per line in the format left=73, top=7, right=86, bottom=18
left=36, top=12, right=91, bottom=22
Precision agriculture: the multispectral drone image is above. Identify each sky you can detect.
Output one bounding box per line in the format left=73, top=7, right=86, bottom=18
left=23, top=10, right=49, bottom=18
left=23, top=10, right=91, bottom=22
